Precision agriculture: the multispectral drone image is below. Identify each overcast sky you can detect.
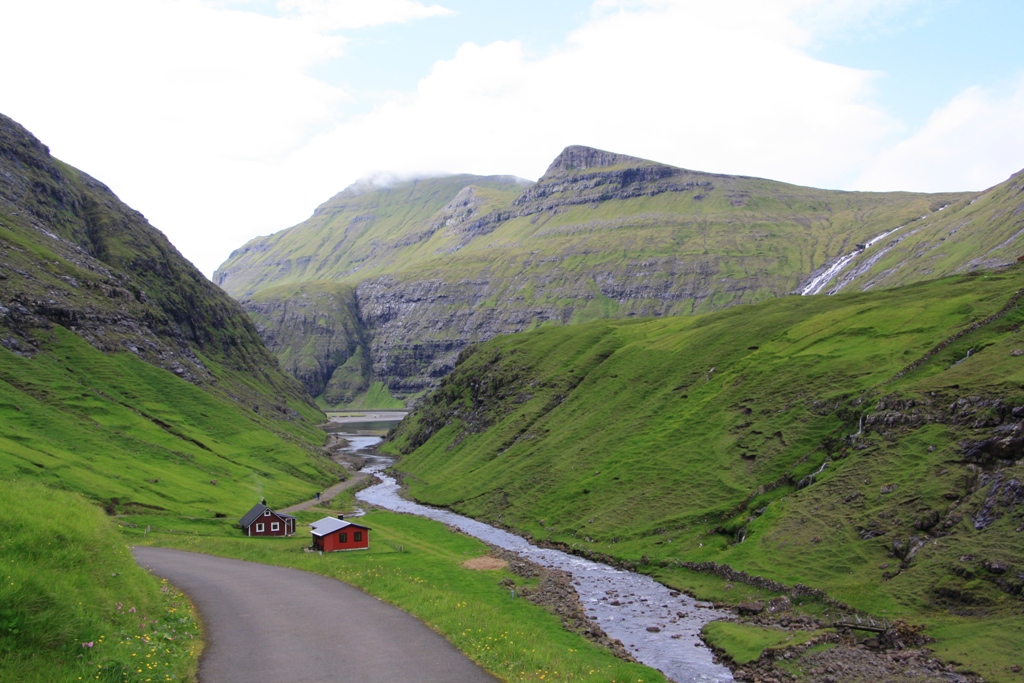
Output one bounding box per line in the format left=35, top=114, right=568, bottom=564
left=1, top=0, right=1023, bottom=277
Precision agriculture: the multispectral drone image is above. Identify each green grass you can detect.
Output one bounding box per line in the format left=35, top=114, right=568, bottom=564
left=0, top=117, right=338, bottom=518
left=837, top=168, right=1024, bottom=292
left=214, top=153, right=1002, bottom=404
left=131, top=508, right=667, bottom=683
left=218, top=167, right=966, bottom=305
left=0, top=480, right=200, bottom=682
left=0, top=113, right=348, bottom=683
left=0, top=326, right=340, bottom=516
left=701, top=622, right=830, bottom=664
left=386, top=267, right=1024, bottom=681
left=341, top=380, right=406, bottom=410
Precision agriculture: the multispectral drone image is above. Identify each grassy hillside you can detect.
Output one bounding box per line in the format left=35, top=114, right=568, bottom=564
left=217, top=174, right=532, bottom=297
left=0, top=480, right=200, bottom=682
left=0, top=111, right=337, bottom=513
left=0, top=111, right=348, bottom=681
left=216, top=146, right=979, bottom=406
left=0, top=327, right=337, bottom=514
left=217, top=148, right=964, bottom=304
left=387, top=266, right=1024, bottom=681
left=815, top=168, right=1024, bottom=293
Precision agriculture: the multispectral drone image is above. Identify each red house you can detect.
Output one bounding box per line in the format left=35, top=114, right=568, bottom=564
left=238, top=503, right=296, bottom=537
left=310, top=516, right=371, bottom=552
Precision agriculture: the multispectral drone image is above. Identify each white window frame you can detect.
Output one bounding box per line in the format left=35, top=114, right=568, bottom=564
left=255, top=523, right=264, bottom=532
left=271, top=522, right=280, bottom=532
left=263, top=510, right=271, bottom=516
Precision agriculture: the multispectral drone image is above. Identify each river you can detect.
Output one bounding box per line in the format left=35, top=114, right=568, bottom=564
left=335, top=427, right=735, bottom=683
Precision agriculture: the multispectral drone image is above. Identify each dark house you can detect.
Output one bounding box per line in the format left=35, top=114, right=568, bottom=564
left=310, top=516, right=371, bottom=552
left=238, top=503, right=296, bottom=537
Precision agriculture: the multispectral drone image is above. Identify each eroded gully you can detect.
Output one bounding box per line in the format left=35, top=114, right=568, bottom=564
left=342, top=434, right=735, bottom=683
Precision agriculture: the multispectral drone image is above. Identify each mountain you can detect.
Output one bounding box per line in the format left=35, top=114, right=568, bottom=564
left=386, top=266, right=1024, bottom=682
left=216, top=146, right=985, bottom=407
left=0, top=112, right=337, bottom=513
left=800, top=167, right=1024, bottom=294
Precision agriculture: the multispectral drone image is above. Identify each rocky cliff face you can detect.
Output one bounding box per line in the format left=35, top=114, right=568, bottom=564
left=242, top=283, right=369, bottom=404
left=218, top=145, right=1022, bottom=407
left=0, top=112, right=317, bottom=418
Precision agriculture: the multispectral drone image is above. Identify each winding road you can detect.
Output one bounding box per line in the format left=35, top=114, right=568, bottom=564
left=133, top=547, right=497, bottom=683
left=279, top=472, right=369, bottom=514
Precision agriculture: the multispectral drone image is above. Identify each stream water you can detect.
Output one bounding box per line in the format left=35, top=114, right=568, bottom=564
left=334, top=429, right=735, bottom=683
left=800, top=222, right=913, bottom=296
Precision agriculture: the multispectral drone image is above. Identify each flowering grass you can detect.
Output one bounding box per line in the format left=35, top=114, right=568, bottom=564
left=131, top=508, right=665, bottom=683
left=0, top=480, right=200, bottom=682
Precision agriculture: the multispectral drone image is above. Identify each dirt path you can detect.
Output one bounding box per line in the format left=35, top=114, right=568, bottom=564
left=133, top=547, right=498, bottom=683
left=280, top=472, right=369, bottom=513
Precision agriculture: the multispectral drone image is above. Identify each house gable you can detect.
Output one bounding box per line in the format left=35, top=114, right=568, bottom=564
left=239, top=504, right=295, bottom=536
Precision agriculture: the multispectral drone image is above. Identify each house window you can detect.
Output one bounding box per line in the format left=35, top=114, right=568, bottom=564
left=271, top=522, right=280, bottom=531
left=256, top=523, right=264, bottom=532
left=264, top=510, right=271, bottom=516
left=354, top=532, right=363, bottom=542
left=339, top=533, right=347, bottom=543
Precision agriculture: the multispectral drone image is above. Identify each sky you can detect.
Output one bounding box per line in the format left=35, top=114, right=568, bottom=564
left=1, top=0, right=1022, bottom=277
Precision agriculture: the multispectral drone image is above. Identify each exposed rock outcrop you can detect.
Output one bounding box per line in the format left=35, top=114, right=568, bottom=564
left=216, top=145, right=1024, bottom=407
left=0, top=111, right=316, bottom=416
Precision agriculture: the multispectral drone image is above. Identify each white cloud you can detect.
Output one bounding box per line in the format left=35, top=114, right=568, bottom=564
left=0, top=0, right=394, bottom=276
left=0, top=0, right=1018, bottom=277
left=294, top=0, right=896, bottom=193
left=855, top=76, right=1024, bottom=191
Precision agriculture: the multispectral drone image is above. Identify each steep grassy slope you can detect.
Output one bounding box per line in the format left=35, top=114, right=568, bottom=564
left=217, top=146, right=972, bottom=406
left=0, top=328, right=336, bottom=514
left=387, top=267, right=1024, bottom=681
left=807, top=168, right=1024, bottom=294
left=217, top=174, right=532, bottom=296
left=0, top=480, right=200, bottom=682
left=0, top=112, right=336, bottom=512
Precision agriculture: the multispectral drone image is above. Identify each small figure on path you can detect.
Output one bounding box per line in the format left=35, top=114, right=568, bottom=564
left=316, top=491, right=321, bottom=501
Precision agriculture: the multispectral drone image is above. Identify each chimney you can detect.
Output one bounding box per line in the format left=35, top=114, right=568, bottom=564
left=337, top=514, right=344, bottom=520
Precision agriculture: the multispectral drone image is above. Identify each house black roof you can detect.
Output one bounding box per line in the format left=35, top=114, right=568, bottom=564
left=239, top=503, right=270, bottom=528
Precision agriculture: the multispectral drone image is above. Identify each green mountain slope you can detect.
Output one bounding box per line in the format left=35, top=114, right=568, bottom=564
left=0, top=112, right=336, bottom=513
left=804, top=168, right=1024, bottom=294
left=216, top=146, right=975, bottom=406
left=217, top=174, right=532, bottom=296
left=387, top=267, right=1024, bottom=681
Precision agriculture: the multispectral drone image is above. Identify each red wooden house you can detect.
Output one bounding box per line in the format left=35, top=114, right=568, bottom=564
left=238, top=503, right=296, bottom=537
left=310, top=516, right=371, bottom=552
